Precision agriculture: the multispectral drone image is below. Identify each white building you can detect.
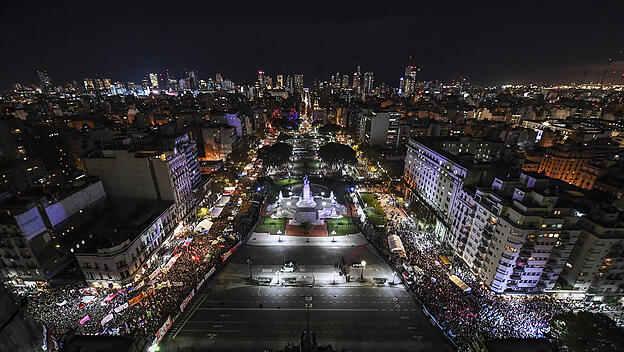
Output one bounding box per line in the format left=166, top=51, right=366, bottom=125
left=565, top=206, right=624, bottom=297
left=447, top=173, right=580, bottom=293
left=0, top=180, right=106, bottom=285
left=404, top=137, right=502, bottom=228
left=74, top=201, right=175, bottom=287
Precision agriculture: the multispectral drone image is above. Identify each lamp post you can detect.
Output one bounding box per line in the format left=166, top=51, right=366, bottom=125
left=360, top=260, right=366, bottom=280
left=304, top=296, right=312, bottom=342
left=246, top=259, right=253, bottom=279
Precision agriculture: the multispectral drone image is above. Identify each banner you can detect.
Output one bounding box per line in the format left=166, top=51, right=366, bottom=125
left=79, top=287, right=98, bottom=296
left=130, top=280, right=145, bottom=292
left=163, top=253, right=181, bottom=272
left=114, top=302, right=129, bottom=313
left=42, top=325, right=47, bottom=351
left=149, top=267, right=162, bottom=281
left=101, top=313, right=114, bottom=326
left=104, top=294, right=116, bottom=302
left=205, top=267, right=216, bottom=280
left=128, top=293, right=144, bottom=306
left=79, top=315, right=90, bottom=325
left=222, top=241, right=242, bottom=262
left=81, top=295, right=96, bottom=304
left=196, top=277, right=205, bottom=291
left=153, top=316, right=173, bottom=345
left=179, top=289, right=195, bottom=312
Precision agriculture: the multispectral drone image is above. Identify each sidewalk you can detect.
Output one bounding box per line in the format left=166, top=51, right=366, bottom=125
left=248, top=231, right=368, bottom=247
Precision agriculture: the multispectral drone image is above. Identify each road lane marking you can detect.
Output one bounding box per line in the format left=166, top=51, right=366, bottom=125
left=197, top=308, right=379, bottom=312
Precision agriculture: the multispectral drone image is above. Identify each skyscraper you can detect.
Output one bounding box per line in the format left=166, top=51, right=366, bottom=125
left=276, top=74, right=284, bottom=89
left=293, top=74, right=304, bottom=93
left=403, top=65, right=419, bottom=97
left=286, top=75, right=294, bottom=92
left=149, top=73, right=159, bottom=89
left=83, top=78, right=95, bottom=91
left=188, top=70, right=198, bottom=90
left=363, top=72, right=374, bottom=95
left=37, top=70, right=53, bottom=95
left=352, top=65, right=361, bottom=93
left=103, top=78, right=112, bottom=90
left=342, top=74, right=349, bottom=89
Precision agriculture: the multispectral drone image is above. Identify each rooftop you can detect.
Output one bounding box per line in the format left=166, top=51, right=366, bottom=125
left=74, top=197, right=173, bottom=253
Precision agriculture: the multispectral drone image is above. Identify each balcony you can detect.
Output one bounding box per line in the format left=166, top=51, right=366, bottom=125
left=481, top=230, right=493, bottom=241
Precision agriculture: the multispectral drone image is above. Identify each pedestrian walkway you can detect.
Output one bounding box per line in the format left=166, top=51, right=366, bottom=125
left=249, top=231, right=366, bottom=247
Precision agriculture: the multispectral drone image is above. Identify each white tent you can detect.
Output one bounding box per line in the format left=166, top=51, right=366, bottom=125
left=388, top=235, right=407, bottom=259
left=194, top=219, right=213, bottom=233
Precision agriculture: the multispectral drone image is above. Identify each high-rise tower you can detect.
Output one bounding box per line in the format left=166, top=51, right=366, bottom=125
left=37, top=70, right=53, bottom=95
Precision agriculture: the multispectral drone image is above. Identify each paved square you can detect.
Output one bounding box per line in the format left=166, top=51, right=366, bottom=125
left=163, top=239, right=452, bottom=351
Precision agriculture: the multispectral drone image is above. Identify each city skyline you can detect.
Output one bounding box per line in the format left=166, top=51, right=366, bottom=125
left=3, top=2, right=624, bottom=351
left=2, top=1, right=624, bottom=89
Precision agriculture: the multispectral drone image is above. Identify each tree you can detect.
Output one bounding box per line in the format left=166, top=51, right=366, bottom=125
left=318, top=142, right=357, bottom=169
left=550, top=312, right=624, bottom=351
left=257, top=142, right=293, bottom=167
left=318, top=123, right=341, bottom=135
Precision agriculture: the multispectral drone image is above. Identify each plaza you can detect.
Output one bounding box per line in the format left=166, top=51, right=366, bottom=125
left=162, top=238, right=451, bottom=351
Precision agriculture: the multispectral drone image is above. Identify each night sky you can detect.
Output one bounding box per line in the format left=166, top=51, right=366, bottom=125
left=1, top=0, right=623, bottom=89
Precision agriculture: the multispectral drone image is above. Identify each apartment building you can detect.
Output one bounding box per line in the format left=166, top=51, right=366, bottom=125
left=358, top=111, right=401, bottom=148
left=447, top=173, right=580, bottom=293
left=537, top=141, right=620, bottom=185
left=0, top=180, right=106, bottom=285
left=74, top=201, right=175, bottom=287
left=565, top=206, right=624, bottom=297
left=81, top=138, right=196, bottom=221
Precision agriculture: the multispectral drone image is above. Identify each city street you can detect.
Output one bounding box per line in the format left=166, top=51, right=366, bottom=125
left=164, top=243, right=451, bottom=351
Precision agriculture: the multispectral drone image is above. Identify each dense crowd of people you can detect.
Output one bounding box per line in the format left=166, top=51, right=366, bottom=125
left=22, top=172, right=262, bottom=349
left=368, top=197, right=572, bottom=345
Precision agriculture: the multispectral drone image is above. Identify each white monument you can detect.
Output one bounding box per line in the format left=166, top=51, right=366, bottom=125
left=265, top=175, right=348, bottom=226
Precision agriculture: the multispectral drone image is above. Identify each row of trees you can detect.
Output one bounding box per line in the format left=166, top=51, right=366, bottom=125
left=257, top=141, right=356, bottom=169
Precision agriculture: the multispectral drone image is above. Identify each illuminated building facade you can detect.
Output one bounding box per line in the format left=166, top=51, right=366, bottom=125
left=447, top=173, right=579, bottom=293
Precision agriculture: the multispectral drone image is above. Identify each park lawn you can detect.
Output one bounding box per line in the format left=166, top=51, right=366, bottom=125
left=326, top=217, right=359, bottom=236
left=365, top=209, right=387, bottom=226
left=275, top=178, right=302, bottom=187
left=255, top=216, right=287, bottom=235
left=359, top=192, right=387, bottom=226
left=360, top=192, right=384, bottom=213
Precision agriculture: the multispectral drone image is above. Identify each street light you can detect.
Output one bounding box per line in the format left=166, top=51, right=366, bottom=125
left=360, top=260, right=366, bottom=280
left=246, top=259, right=253, bottom=279
left=304, top=296, right=312, bottom=341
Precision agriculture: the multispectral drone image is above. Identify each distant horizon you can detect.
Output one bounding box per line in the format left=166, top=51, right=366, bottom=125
left=6, top=60, right=624, bottom=92
left=2, top=1, right=623, bottom=90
